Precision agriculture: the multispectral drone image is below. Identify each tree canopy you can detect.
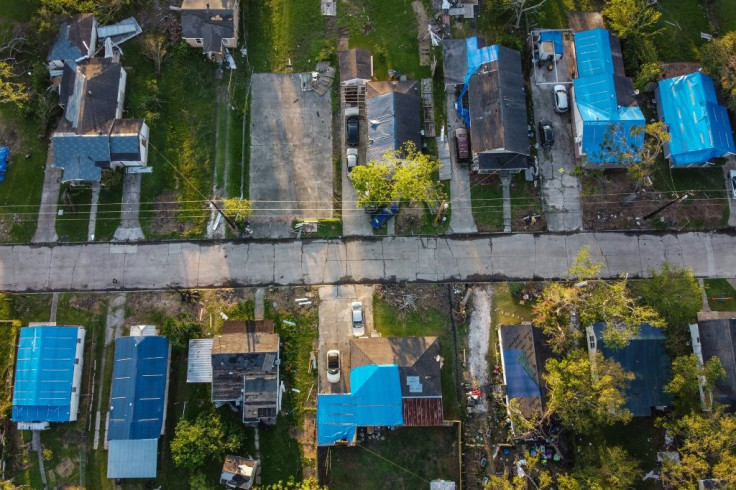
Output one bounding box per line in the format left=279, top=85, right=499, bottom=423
left=661, top=408, right=736, bottom=488
left=170, top=413, right=239, bottom=469
left=221, top=197, right=253, bottom=224
left=533, top=247, right=665, bottom=353
left=602, top=0, right=662, bottom=39
left=349, top=142, right=445, bottom=208
left=0, top=62, right=29, bottom=108
left=665, top=354, right=725, bottom=415
left=544, top=350, right=634, bottom=433
left=701, top=31, right=736, bottom=111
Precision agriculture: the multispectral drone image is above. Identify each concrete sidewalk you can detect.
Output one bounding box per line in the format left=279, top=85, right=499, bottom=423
left=0, top=231, right=732, bottom=291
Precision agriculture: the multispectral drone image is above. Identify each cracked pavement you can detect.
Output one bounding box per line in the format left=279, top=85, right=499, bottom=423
left=0, top=232, right=732, bottom=291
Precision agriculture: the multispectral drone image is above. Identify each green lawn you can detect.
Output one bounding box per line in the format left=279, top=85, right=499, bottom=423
left=470, top=176, right=505, bottom=232
left=654, top=0, right=711, bottom=63
left=715, top=0, right=736, bottom=32
left=338, top=0, right=430, bottom=81
left=703, top=279, right=736, bottom=311
left=491, top=282, right=536, bottom=327
left=373, top=294, right=460, bottom=419
left=324, top=426, right=460, bottom=489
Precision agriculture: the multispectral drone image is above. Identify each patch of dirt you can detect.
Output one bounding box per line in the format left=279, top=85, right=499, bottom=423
left=126, top=290, right=200, bottom=327
left=54, top=457, right=74, bottom=479
left=375, top=283, right=450, bottom=313
left=151, top=190, right=189, bottom=236
left=411, top=1, right=431, bottom=67
left=581, top=172, right=727, bottom=231
left=395, top=206, right=424, bottom=234
left=266, top=286, right=318, bottom=317
left=567, top=11, right=605, bottom=32
left=67, top=294, right=105, bottom=316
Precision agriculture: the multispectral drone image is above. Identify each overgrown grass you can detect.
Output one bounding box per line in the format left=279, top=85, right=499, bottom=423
left=324, top=426, right=460, bottom=489
left=0, top=0, right=39, bottom=21
left=56, top=186, right=92, bottom=242
left=0, top=104, right=47, bottom=243
left=703, top=279, right=736, bottom=311
left=491, top=283, right=536, bottom=327
left=127, top=41, right=216, bottom=238
left=373, top=294, right=460, bottom=419
left=246, top=0, right=329, bottom=72
left=293, top=218, right=343, bottom=238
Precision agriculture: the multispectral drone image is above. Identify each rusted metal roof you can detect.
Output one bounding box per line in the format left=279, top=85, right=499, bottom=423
left=402, top=397, right=443, bottom=426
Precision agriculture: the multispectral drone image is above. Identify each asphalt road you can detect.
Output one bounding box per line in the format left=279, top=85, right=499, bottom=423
left=0, top=231, right=733, bottom=292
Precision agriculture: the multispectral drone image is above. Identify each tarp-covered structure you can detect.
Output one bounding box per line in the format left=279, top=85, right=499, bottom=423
left=12, top=326, right=86, bottom=426
left=589, top=323, right=671, bottom=417
left=365, top=80, right=421, bottom=162
left=656, top=72, right=736, bottom=166
left=0, top=146, right=8, bottom=182
left=317, top=365, right=404, bottom=446
left=107, top=335, right=170, bottom=479
left=539, top=30, right=563, bottom=57
left=572, top=28, right=645, bottom=165
left=498, top=324, right=544, bottom=419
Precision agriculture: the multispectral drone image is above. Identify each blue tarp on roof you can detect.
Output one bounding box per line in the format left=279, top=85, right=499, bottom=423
left=317, top=365, right=404, bottom=445
left=593, top=323, right=672, bottom=417
left=0, top=147, right=8, bottom=182
left=455, top=37, right=499, bottom=126
left=12, top=326, right=82, bottom=423
left=503, top=350, right=541, bottom=398
left=658, top=72, right=736, bottom=166
left=108, top=336, right=169, bottom=441
left=573, top=29, right=645, bottom=163
left=539, top=31, right=563, bottom=56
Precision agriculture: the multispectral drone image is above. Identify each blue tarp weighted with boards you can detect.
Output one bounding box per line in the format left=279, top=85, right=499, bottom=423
left=657, top=72, right=736, bottom=166
left=455, top=37, right=499, bottom=127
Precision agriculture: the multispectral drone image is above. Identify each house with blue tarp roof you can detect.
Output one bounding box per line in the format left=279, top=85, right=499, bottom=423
left=12, top=325, right=86, bottom=430
left=317, top=364, right=404, bottom=446
left=586, top=323, right=671, bottom=417
left=656, top=72, right=736, bottom=166
left=572, top=28, right=645, bottom=166
left=107, top=332, right=170, bottom=479
left=498, top=324, right=547, bottom=420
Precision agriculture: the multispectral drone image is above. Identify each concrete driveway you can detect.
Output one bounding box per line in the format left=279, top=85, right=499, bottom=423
left=249, top=74, right=333, bottom=237
left=530, top=37, right=583, bottom=232
left=340, top=88, right=373, bottom=236
left=444, top=88, right=478, bottom=234
left=317, top=285, right=374, bottom=394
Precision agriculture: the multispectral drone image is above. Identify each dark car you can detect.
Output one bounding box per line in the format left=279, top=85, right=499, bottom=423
left=454, top=127, right=470, bottom=161
left=370, top=202, right=399, bottom=229
left=538, top=120, right=554, bottom=148
left=346, top=108, right=360, bottom=147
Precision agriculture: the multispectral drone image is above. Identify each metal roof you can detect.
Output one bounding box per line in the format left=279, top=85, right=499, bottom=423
left=317, top=364, right=404, bottom=446
left=96, top=17, right=142, bottom=46
left=107, top=336, right=169, bottom=440
left=12, top=326, right=85, bottom=423
left=593, top=323, right=671, bottom=416
left=107, top=439, right=158, bottom=478
left=187, top=339, right=213, bottom=383
left=657, top=72, right=736, bottom=166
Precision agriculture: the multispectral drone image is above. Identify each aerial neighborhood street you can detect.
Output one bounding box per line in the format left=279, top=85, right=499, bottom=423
left=2, top=0, right=736, bottom=488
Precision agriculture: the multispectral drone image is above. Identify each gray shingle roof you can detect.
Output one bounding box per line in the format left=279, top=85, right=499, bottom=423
left=48, top=14, right=95, bottom=63
left=52, top=134, right=108, bottom=183
left=180, top=0, right=236, bottom=54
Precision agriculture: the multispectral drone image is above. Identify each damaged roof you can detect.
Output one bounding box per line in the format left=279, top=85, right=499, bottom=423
left=48, top=13, right=95, bottom=62
left=181, top=0, right=237, bottom=53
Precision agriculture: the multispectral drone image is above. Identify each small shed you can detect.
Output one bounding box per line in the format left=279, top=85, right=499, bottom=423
left=338, top=49, right=373, bottom=85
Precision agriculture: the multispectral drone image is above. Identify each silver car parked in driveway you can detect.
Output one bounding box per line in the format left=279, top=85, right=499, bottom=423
left=351, top=301, right=365, bottom=336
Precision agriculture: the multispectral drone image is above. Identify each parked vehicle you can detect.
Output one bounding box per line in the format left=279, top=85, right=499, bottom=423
left=370, top=202, right=399, bottom=229
left=553, top=85, right=568, bottom=114
left=346, top=107, right=360, bottom=147
left=351, top=301, right=365, bottom=336
left=327, top=350, right=341, bottom=383
left=730, top=169, right=736, bottom=199
left=454, top=127, right=470, bottom=161
left=346, top=148, right=358, bottom=173
left=538, top=120, right=554, bottom=148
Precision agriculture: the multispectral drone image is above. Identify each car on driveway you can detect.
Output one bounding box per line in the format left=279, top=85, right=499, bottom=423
left=327, top=350, right=341, bottom=383
left=346, top=107, right=359, bottom=147
left=346, top=148, right=358, bottom=173
left=454, top=127, right=469, bottom=161
left=351, top=301, right=365, bottom=336
left=553, top=85, right=568, bottom=114
left=370, top=202, right=399, bottom=229
left=538, top=120, right=554, bottom=148
left=730, top=169, right=736, bottom=199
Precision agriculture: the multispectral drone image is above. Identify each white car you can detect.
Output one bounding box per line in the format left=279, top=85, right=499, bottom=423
left=730, top=169, right=736, bottom=199
left=346, top=148, right=358, bottom=173
left=351, top=301, right=365, bottom=337
left=553, top=84, right=568, bottom=114
left=327, top=350, right=341, bottom=384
